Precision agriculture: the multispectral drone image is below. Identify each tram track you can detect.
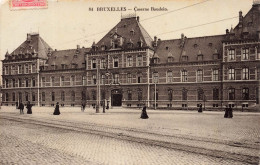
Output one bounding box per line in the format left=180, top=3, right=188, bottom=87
left=1, top=115, right=259, bottom=164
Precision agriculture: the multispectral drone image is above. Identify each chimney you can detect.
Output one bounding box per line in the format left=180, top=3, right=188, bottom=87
left=181, top=33, right=184, bottom=39
left=27, top=33, right=31, bottom=41
left=239, top=11, right=243, bottom=27
left=226, top=29, right=229, bottom=34
left=154, top=36, right=158, bottom=47
left=137, top=16, right=139, bottom=22
left=77, top=45, right=80, bottom=49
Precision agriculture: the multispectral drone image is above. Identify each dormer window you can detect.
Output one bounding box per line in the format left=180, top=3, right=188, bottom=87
left=197, top=54, right=203, bottom=61
left=153, top=57, right=159, bottom=64
left=101, top=45, right=106, bottom=51
left=168, top=57, right=174, bottom=63
left=71, top=63, right=78, bottom=69
left=130, top=28, right=135, bottom=35
left=182, top=56, right=188, bottom=62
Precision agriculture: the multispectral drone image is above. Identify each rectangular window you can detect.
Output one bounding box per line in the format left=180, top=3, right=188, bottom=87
left=114, top=57, right=119, bottom=68
left=42, top=77, right=46, bottom=87
left=197, top=55, right=203, bottom=61
left=12, top=79, right=15, bottom=88
left=228, top=68, right=235, bottom=80
left=137, top=55, right=142, bottom=66
left=101, top=75, right=105, bottom=84
left=93, top=75, right=97, bottom=84
left=82, top=76, right=86, bottom=85
left=18, top=79, right=22, bottom=87
left=61, top=76, right=65, bottom=86
left=92, top=59, right=96, bottom=69
left=25, top=64, right=29, bottom=74
left=70, top=76, right=75, bottom=86
left=32, top=92, right=35, bottom=101
left=25, top=79, right=29, bottom=87
left=5, top=93, right=9, bottom=101
left=182, top=56, right=188, bottom=62
left=197, top=70, right=203, bottom=82
left=167, top=71, right=173, bottom=83
left=127, top=73, right=132, bottom=83
left=228, top=49, right=235, bottom=61
left=182, top=89, right=187, bottom=101
left=18, top=65, right=22, bottom=74
left=5, top=66, right=8, bottom=75
left=12, top=93, right=15, bottom=102
left=242, top=48, right=249, bottom=60
left=181, top=70, right=188, bottom=82
left=51, top=77, right=55, bottom=86
left=5, top=79, right=9, bottom=88
left=113, top=74, right=119, bottom=84
left=127, top=90, right=132, bottom=100
left=51, top=92, right=55, bottom=101
left=42, top=92, right=45, bottom=101
left=101, top=59, right=106, bottom=69
left=228, top=88, right=235, bottom=100
left=213, top=88, right=219, bottom=100
left=32, top=64, right=36, bottom=73
left=153, top=72, right=159, bottom=83
left=61, top=91, right=65, bottom=101
left=242, top=88, right=249, bottom=100
left=242, top=68, right=249, bottom=80
left=32, top=78, right=36, bottom=87
left=127, top=56, right=133, bottom=67
left=213, top=69, right=219, bottom=81
left=257, top=52, right=260, bottom=60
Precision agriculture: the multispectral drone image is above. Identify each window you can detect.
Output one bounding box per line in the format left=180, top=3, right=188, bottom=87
left=5, top=93, right=9, bottom=101
left=92, top=90, right=96, bottom=100
left=197, top=70, right=203, bottom=82
left=101, top=75, right=105, bottom=84
left=12, top=79, right=15, bottom=88
left=181, top=70, right=188, bottom=82
left=113, top=73, right=119, bottom=84
left=242, top=88, right=249, bottom=100
left=228, top=68, right=235, bottom=80
left=82, top=76, right=86, bottom=85
left=127, top=56, right=133, bottom=67
left=182, top=56, right=188, bottom=62
left=70, top=75, right=75, bottom=86
left=228, top=49, right=235, bottom=61
left=137, top=74, right=142, bottom=83
left=242, top=48, right=249, bottom=60
left=137, top=89, right=142, bottom=101
left=197, top=55, right=203, bottom=61
left=153, top=72, right=159, bottom=83
left=51, top=92, right=55, bottom=101
left=18, top=65, right=22, bottom=74
left=61, top=76, right=65, bottom=86
left=32, top=78, right=36, bottom=87
left=12, top=93, right=15, bottom=101
left=213, top=69, right=219, bottom=81
left=41, top=77, right=46, bottom=87
left=25, top=92, right=29, bottom=101
left=71, top=91, right=75, bottom=102
left=19, top=92, right=22, bottom=102
left=182, top=88, right=187, bottom=101
left=92, top=59, right=96, bottom=69
left=41, top=92, right=45, bottom=101
left=114, top=57, right=119, bottom=68
left=137, top=55, right=142, bottom=66
left=168, top=57, right=174, bottom=63
left=32, top=64, right=36, bottom=73
left=32, top=92, right=35, bottom=101
left=92, top=75, right=97, bottom=84
left=242, top=68, right=249, bottom=80
left=5, top=79, right=9, bottom=88
left=197, top=88, right=204, bottom=100
left=167, top=71, right=173, bottom=83
left=155, top=89, right=159, bottom=100
left=51, top=77, right=55, bottom=86
left=18, top=79, right=22, bottom=87
left=25, top=79, right=29, bottom=87
left=228, top=88, right=235, bottom=100
left=5, top=66, right=8, bottom=75
left=127, top=90, right=132, bottom=100
left=257, top=51, right=260, bottom=60
left=168, top=89, right=173, bottom=101
left=61, top=91, right=65, bottom=101
left=213, top=88, right=219, bottom=100
left=81, top=91, right=86, bottom=101
left=25, top=64, right=29, bottom=74
left=127, top=73, right=132, bottom=83
left=101, top=59, right=106, bottom=69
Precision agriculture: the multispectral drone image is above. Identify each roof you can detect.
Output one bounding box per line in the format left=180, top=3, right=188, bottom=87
left=9, top=33, right=52, bottom=59
left=154, top=35, right=225, bottom=63
left=92, top=16, right=153, bottom=51
left=45, top=47, right=90, bottom=70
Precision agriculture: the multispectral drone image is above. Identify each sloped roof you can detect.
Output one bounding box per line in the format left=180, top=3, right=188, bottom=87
left=154, top=35, right=225, bottom=63
left=227, top=3, right=260, bottom=41
left=9, top=33, right=52, bottom=59
left=94, top=17, right=153, bottom=51
left=45, top=47, right=90, bottom=70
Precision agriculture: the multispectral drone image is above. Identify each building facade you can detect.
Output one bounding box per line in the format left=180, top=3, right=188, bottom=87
left=2, top=2, right=260, bottom=110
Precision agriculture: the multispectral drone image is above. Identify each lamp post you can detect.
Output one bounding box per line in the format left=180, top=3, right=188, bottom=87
left=96, top=66, right=100, bottom=113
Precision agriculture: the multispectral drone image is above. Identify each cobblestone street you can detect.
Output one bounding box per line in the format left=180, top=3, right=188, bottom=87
left=0, top=106, right=260, bottom=165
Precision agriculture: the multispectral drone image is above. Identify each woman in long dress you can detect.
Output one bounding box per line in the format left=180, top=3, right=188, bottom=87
left=26, top=101, right=32, bottom=114
left=53, top=102, right=60, bottom=115
left=140, top=105, right=149, bottom=119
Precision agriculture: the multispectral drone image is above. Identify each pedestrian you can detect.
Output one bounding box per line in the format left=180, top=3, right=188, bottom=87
left=16, top=101, right=18, bottom=109
left=198, top=103, right=203, bottom=113
left=224, top=105, right=228, bottom=118
left=228, top=105, right=233, bottom=118
left=53, top=102, right=60, bottom=115
left=140, top=105, right=149, bottom=119
left=26, top=101, right=32, bottom=114
left=19, top=102, right=24, bottom=114
left=81, top=102, right=86, bottom=112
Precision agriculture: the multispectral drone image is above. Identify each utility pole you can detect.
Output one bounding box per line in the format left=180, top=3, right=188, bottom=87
left=154, top=82, right=156, bottom=110
left=96, top=66, right=100, bottom=113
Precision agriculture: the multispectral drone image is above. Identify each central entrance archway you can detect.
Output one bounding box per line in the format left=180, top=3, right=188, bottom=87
left=111, top=89, right=122, bottom=106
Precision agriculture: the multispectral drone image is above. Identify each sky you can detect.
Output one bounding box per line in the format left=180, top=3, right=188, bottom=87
left=0, top=0, right=254, bottom=60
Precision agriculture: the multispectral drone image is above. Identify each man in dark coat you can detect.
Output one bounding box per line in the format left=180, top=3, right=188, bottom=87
left=198, top=103, right=203, bottom=113
left=228, top=105, right=233, bottom=118
left=19, top=102, right=24, bottom=114
left=81, top=102, right=86, bottom=112
left=26, top=101, right=32, bottom=114
left=53, top=102, right=60, bottom=115
left=224, top=105, right=228, bottom=118
left=140, top=105, right=149, bottom=119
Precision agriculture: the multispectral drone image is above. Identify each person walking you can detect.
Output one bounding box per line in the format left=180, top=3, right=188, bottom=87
left=19, top=102, right=24, bottom=114
left=26, top=101, right=32, bottom=114
left=224, top=105, right=228, bottom=118
left=53, top=102, right=60, bottom=115
left=16, top=102, right=18, bottom=109
left=198, top=103, right=203, bottom=113
left=81, top=102, right=86, bottom=112
left=140, top=105, right=149, bottom=119
left=228, top=105, right=233, bottom=118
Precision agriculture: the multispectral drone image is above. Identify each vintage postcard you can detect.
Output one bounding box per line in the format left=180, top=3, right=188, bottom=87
left=0, top=0, right=259, bottom=164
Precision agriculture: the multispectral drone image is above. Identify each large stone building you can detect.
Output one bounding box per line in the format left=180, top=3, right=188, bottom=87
left=2, top=2, right=260, bottom=110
